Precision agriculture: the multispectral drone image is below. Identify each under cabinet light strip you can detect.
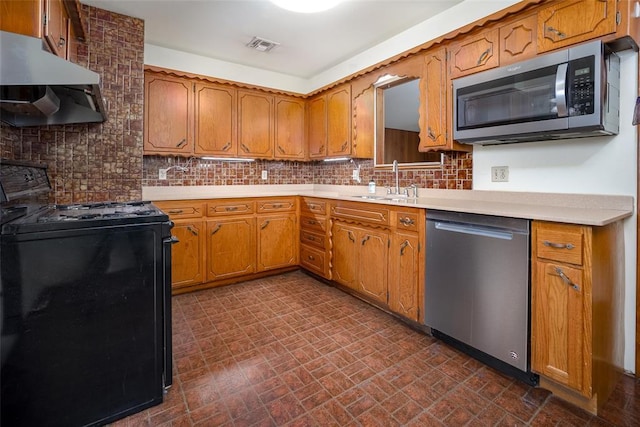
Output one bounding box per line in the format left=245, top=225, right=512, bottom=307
left=201, top=157, right=255, bottom=162
left=323, top=157, right=350, bottom=162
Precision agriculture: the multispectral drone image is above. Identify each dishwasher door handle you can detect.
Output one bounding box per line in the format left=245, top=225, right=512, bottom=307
left=434, top=221, right=514, bottom=240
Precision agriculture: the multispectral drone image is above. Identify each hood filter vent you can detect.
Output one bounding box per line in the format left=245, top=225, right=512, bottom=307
left=246, top=36, right=280, bottom=52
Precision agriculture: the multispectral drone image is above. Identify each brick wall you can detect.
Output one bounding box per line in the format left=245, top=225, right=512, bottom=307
left=0, top=6, right=145, bottom=203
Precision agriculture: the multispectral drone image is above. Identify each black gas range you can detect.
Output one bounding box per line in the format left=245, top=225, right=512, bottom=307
left=2, top=200, right=169, bottom=234
left=1, top=160, right=174, bottom=427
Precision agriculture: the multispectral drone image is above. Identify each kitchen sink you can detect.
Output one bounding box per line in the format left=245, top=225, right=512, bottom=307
left=351, top=195, right=386, bottom=200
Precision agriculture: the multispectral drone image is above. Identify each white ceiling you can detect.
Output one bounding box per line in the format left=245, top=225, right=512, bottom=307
left=81, top=0, right=464, bottom=79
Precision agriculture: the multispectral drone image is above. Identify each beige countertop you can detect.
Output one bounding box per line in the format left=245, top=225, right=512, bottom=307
left=143, top=184, right=634, bottom=226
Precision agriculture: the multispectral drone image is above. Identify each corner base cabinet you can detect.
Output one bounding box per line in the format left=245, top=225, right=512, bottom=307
left=531, top=220, right=624, bottom=415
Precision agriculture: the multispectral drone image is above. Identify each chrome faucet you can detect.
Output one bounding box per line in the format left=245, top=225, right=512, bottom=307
left=392, top=160, right=400, bottom=195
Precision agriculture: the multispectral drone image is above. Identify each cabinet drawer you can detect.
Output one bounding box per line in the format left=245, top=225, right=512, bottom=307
left=301, top=198, right=327, bottom=215
left=535, top=224, right=584, bottom=266
left=207, top=200, right=255, bottom=216
left=154, top=201, right=204, bottom=219
left=331, top=202, right=389, bottom=226
left=300, top=245, right=326, bottom=274
left=395, top=211, right=420, bottom=232
left=300, top=229, right=326, bottom=249
left=257, top=198, right=296, bottom=213
left=300, top=214, right=327, bottom=232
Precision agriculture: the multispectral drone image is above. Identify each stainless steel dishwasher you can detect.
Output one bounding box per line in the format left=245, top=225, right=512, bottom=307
left=425, top=210, right=538, bottom=385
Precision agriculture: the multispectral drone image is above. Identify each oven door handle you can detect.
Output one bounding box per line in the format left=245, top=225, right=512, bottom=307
left=163, top=236, right=179, bottom=245
left=555, top=63, right=568, bottom=118
left=434, top=221, right=514, bottom=241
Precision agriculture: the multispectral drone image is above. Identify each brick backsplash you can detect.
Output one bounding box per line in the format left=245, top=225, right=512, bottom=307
left=0, top=6, right=144, bottom=204
left=142, top=152, right=472, bottom=190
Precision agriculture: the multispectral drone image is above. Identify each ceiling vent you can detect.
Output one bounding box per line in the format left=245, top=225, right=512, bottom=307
left=246, top=36, right=280, bottom=52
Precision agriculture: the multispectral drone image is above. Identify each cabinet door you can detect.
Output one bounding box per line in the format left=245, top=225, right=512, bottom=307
left=44, top=0, right=69, bottom=59
left=449, top=28, right=499, bottom=79
left=419, top=48, right=448, bottom=150
left=206, top=217, right=256, bottom=281
left=194, top=83, right=236, bottom=156
left=388, top=232, right=420, bottom=321
left=257, top=213, right=298, bottom=271
left=532, top=261, right=592, bottom=397
left=352, top=86, right=374, bottom=159
left=327, top=85, right=352, bottom=157
left=238, top=90, right=274, bottom=159
left=499, top=14, right=537, bottom=66
left=0, top=0, right=43, bottom=38
left=537, top=0, right=616, bottom=53
left=171, top=220, right=205, bottom=289
left=275, top=97, right=305, bottom=159
left=331, top=222, right=358, bottom=289
left=357, top=228, right=388, bottom=304
left=144, top=74, right=194, bottom=155
left=307, top=95, right=327, bottom=159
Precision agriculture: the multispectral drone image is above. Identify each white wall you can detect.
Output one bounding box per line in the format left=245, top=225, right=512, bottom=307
left=473, top=50, right=638, bottom=373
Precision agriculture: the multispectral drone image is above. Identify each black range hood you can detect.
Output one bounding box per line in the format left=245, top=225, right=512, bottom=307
left=0, top=30, right=107, bottom=127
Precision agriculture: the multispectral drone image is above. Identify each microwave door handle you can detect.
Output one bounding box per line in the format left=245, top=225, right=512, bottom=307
left=555, top=63, right=568, bottom=117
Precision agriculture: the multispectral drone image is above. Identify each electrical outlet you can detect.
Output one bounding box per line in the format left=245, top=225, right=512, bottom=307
left=491, top=166, right=509, bottom=182
left=158, top=168, right=168, bottom=180
left=261, top=170, right=268, bottom=180
left=352, top=169, right=360, bottom=181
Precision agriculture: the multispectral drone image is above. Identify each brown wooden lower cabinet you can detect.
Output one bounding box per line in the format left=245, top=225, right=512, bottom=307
left=206, top=216, right=256, bottom=281
left=531, top=220, right=624, bottom=415
left=257, top=213, right=298, bottom=271
left=170, top=220, right=205, bottom=289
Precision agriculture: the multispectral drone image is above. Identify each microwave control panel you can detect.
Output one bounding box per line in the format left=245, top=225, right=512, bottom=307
left=568, top=55, right=595, bottom=117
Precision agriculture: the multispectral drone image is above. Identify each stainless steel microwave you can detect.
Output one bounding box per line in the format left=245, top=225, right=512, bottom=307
left=453, top=40, right=620, bottom=145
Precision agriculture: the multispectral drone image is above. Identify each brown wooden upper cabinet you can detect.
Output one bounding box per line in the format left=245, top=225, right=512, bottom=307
left=144, top=73, right=194, bottom=155
left=537, top=0, right=616, bottom=53
left=274, top=96, right=306, bottom=159
left=326, top=84, right=352, bottom=158
left=194, top=82, right=237, bottom=156
left=0, top=0, right=84, bottom=60
left=419, top=48, right=448, bottom=151
left=499, top=14, right=537, bottom=65
left=448, top=28, right=500, bottom=79
left=238, top=90, right=274, bottom=159
left=307, top=94, right=328, bottom=159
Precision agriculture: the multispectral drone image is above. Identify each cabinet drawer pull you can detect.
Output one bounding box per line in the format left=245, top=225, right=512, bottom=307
left=400, top=240, right=409, bottom=255
left=261, top=220, right=270, bottom=230
left=399, top=217, right=415, bottom=226
left=554, top=267, right=580, bottom=291
left=361, top=235, right=370, bottom=245
left=211, top=224, right=221, bottom=235
left=543, top=241, right=575, bottom=250
left=477, top=48, right=491, bottom=65
left=546, top=26, right=566, bottom=38
left=348, top=231, right=355, bottom=242
left=176, top=138, right=187, bottom=148
left=225, top=206, right=238, bottom=212
left=272, top=204, right=283, bottom=209
left=187, top=226, right=198, bottom=236
left=168, top=209, right=184, bottom=214
left=308, top=255, right=315, bottom=261
left=306, top=235, right=316, bottom=241
left=306, top=220, right=318, bottom=225
left=309, top=204, right=319, bottom=211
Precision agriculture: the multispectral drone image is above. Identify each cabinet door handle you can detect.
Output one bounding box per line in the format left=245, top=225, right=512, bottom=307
left=240, top=143, right=251, bottom=153
left=477, top=48, right=491, bottom=65
left=211, top=224, right=221, bottom=235
left=225, top=206, right=238, bottom=212
left=277, top=145, right=286, bottom=155
left=261, top=220, right=270, bottom=230
left=187, top=226, right=198, bottom=236
left=58, top=36, right=66, bottom=47
left=348, top=231, right=355, bottom=242
left=399, top=217, right=415, bottom=226
left=340, top=141, right=348, bottom=152
left=176, top=138, right=187, bottom=148
left=399, top=240, right=409, bottom=255
left=361, top=235, right=370, bottom=245
left=543, top=241, right=575, bottom=250
left=427, top=126, right=437, bottom=141
left=554, top=267, right=580, bottom=291
left=546, top=26, right=566, bottom=39
left=316, top=144, right=325, bottom=154
left=168, top=209, right=184, bottom=214
left=221, top=142, right=232, bottom=151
